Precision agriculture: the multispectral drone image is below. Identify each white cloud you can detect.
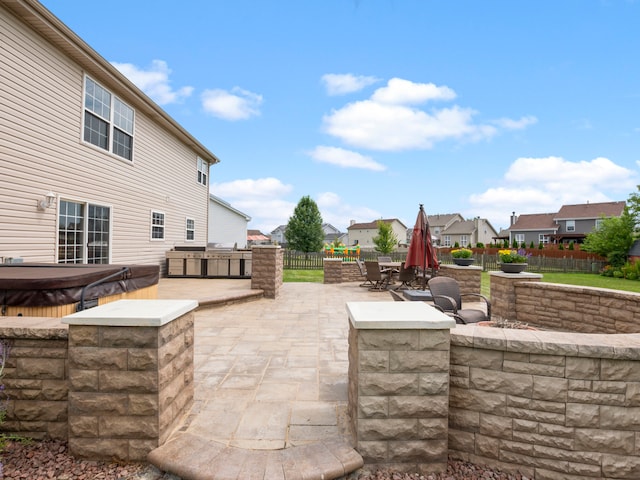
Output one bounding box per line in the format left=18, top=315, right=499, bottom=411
left=211, top=178, right=295, bottom=233
left=111, top=60, right=193, bottom=105
left=201, top=87, right=263, bottom=121
left=324, top=101, right=496, bottom=150
left=468, top=156, right=637, bottom=230
left=322, top=77, right=534, bottom=151
left=371, top=78, right=456, bottom=105
left=321, top=73, right=379, bottom=95
left=492, top=115, right=538, bottom=130
left=316, top=192, right=380, bottom=230
left=307, top=146, right=386, bottom=171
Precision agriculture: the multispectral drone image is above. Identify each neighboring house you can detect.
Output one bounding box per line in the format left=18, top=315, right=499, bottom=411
left=347, top=219, right=407, bottom=250
left=425, top=213, right=465, bottom=246
left=506, top=201, right=626, bottom=246
left=440, top=218, right=499, bottom=248
left=270, top=223, right=344, bottom=246
left=507, top=213, right=558, bottom=246
left=247, top=230, right=270, bottom=246
left=0, top=0, right=219, bottom=270
left=208, top=195, right=251, bottom=249
left=551, top=201, right=626, bottom=243
left=270, top=225, right=287, bottom=246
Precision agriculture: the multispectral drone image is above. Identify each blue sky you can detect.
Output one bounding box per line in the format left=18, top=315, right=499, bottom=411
left=41, top=0, right=640, bottom=234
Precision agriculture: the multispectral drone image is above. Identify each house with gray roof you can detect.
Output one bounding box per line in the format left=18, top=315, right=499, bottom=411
left=439, top=218, right=499, bottom=247
left=506, top=201, right=626, bottom=246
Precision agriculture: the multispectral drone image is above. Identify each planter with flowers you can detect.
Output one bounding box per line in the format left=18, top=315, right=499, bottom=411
left=498, top=249, right=530, bottom=273
left=451, top=248, right=474, bottom=266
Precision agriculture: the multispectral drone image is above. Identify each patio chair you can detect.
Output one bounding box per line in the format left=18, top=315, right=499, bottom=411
left=355, top=258, right=373, bottom=288
left=364, top=261, right=390, bottom=291
left=393, top=262, right=416, bottom=290
left=427, top=276, right=491, bottom=324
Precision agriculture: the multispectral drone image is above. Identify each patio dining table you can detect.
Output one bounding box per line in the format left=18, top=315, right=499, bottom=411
left=379, top=261, right=401, bottom=285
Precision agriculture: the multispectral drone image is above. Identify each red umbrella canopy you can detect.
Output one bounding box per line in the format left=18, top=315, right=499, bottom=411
left=405, top=204, right=439, bottom=271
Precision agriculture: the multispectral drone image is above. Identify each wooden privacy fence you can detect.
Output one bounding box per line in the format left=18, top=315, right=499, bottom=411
left=283, top=249, right=606, bottom=273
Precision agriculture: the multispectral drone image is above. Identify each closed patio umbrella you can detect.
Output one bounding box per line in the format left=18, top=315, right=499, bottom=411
left=405, top=204, right=439, bottom=289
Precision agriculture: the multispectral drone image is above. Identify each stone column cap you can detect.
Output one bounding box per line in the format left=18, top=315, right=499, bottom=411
left=346, top=301, right=455, bottom=330
left=62, top=299, right=198, bottom=326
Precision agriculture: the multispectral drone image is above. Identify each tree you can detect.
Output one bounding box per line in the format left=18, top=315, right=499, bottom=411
left=582, top=208, right=635, bottom=267
left=372, top=220, right=398, bottom=254
left=285, top=196, right=324, bottom=252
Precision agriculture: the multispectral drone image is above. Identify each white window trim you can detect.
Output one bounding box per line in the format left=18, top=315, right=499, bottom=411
left=460, top=235, right=469, bottom=247
left=443, top=235, right=451, bottom=247
left=151, top=210, right=166, bottom=241
left=515, top=233, right=525, bottom=244
left=566, top=220, right=576, bottom=232
left=186, top=217, right=195, bottom=242
left=197, top=157, right=207, bottom=186
left=82, top=75, right=135, bottom=162
left=538, top=234, right=549, bottom=244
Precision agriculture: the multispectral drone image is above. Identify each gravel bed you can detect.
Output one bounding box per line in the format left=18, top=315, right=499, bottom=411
left=1, top=439, right=529, bottom=480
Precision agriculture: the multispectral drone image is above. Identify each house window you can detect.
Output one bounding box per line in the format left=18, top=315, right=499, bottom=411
left=538, top=234, right=549, bottom=244
left=460, top=235, right=469, bottom=247
left=186, top=218, right=195, bottom=241
left=58, top=200, right=111, bottom=264
left=197, top=157, right=207, bottom=186
left=515, top=234, right=525, bottom=245
left=443, top=235, right=451, bottom=247
left=595, top=219, right=604, bottom=230
left=566, top=220, right=575, bottom=232
left=151, top=211, right=165, bottom=240
left=84, top=76, right=134, bottom=161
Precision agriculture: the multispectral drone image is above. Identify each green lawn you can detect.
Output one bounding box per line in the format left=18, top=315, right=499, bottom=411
left=480, top=271, right=640, bottom=298
left=283, top=269, right=640, bottom=296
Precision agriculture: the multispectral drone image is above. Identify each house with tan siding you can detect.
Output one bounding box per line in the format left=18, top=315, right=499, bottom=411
left=347, top=218, right=407, bottom=250
left=0, top=0, right=219, bottom=271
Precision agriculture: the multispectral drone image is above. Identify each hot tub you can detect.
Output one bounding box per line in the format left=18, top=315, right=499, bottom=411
left=0, top=263, right=159, bottom=317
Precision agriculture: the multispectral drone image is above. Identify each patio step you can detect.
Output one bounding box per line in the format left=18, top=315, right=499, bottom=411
left=196, top=290, right=264, bottom=309
left=147, top=433, right=363, bottom=480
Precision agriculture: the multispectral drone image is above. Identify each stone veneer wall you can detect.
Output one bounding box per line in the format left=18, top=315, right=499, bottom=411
left=251, top=245, right=283, bottom=298
left=437, top=265, right=482, bottom=296
left=323, top=261, right=368, bottom=284
left=67, top=309, right=194, bottom=461
left=1, top=318, right=69, bottom=440
left=449, top=326, right=640, bottom=480
left=513, top=282, right=640, bottom=334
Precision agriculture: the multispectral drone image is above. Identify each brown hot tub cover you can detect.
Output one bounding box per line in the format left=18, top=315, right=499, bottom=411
left=0, top=263, right=159, bottom=308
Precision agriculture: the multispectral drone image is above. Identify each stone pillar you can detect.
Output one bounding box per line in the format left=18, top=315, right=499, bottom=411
left=489, top=271, right=542, bottom=321
left=347, top=302, right=455, bottom=474
left=63, top=299, right=197, bottom=462
left=323, top=258, right=343, bottom=284
left=251, top=245, right=283, bottom=298
left=438, top=264, right=482, bottom=295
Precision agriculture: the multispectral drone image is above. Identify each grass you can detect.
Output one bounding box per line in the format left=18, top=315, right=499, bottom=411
left=480, top=271, right=640, bottom=298
left=283, top=269, right=640, bottom=296
left=283, top=269, right=324, bottom=282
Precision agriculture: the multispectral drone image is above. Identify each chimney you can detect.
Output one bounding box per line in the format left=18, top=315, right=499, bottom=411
left=510, top=211, right=517, bottom=226
left=350, top=219, right=356, bottom=226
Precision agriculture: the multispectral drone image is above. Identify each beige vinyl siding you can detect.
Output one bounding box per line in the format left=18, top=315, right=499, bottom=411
left=0, top=5, right=209, bottom=268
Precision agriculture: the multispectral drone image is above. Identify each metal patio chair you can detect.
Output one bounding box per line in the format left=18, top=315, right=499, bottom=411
left=427, top=276, right=491, bottom=324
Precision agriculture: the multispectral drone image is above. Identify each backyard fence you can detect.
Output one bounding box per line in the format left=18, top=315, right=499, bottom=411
left=283, top=249, right=607, bottom=274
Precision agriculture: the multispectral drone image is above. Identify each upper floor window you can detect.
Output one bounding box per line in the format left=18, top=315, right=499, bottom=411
left=566, top=220, right=575, bottom=232
left=84, top=76, right=134, bottom=161
left=186, top=218, right=195, bottom=241
left=151, top=211, right=165, bottom=240
left=197, top=157, right=207, bottom=186
left=595, top=219, right=604, bottom=230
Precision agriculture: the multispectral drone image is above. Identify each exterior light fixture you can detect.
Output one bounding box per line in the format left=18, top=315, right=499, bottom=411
left=37, top=191, right=56, bottom=211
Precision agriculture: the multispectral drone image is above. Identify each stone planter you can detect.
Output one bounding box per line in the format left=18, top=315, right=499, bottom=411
left=453, top=258, right=474, bottom=266
left=499, top=263, right=528, bottom=273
